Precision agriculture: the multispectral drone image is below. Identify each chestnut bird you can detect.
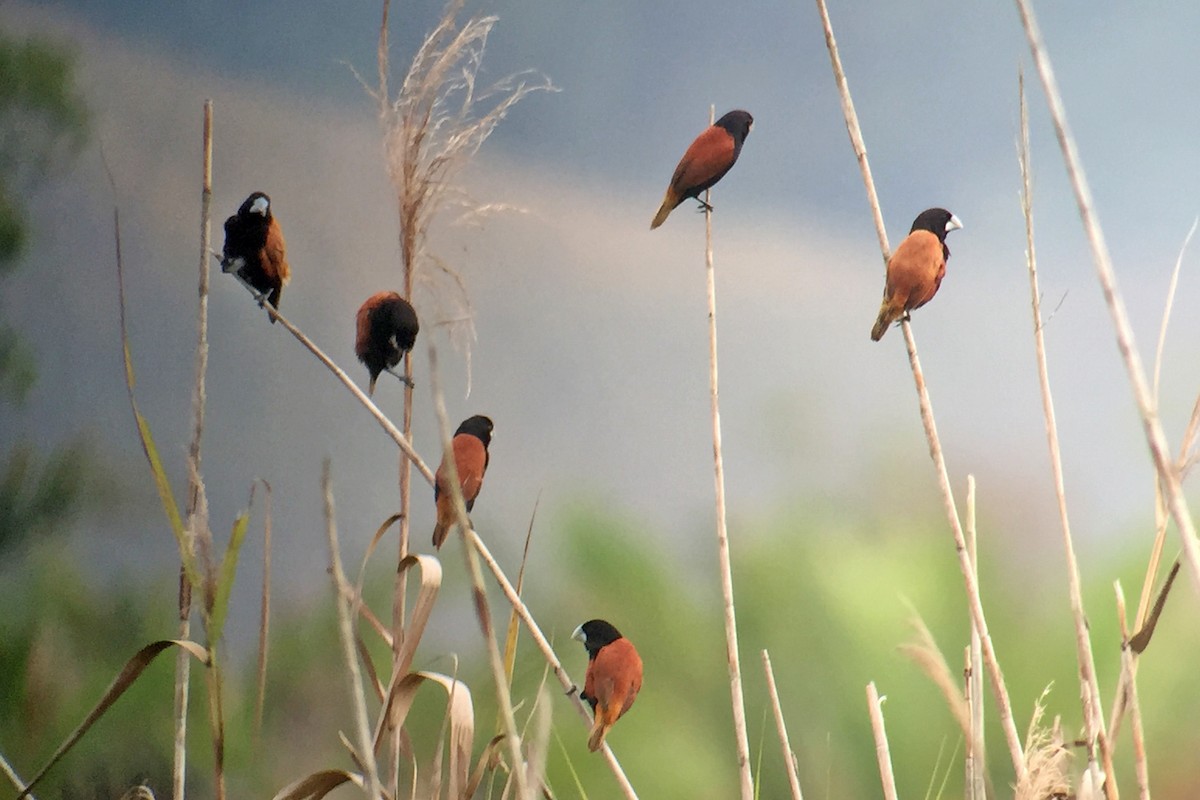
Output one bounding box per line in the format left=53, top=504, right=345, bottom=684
left=870, top=207, right=962, bottom=341
left=651, top=109, right=753, bottom=229
left=572, top=619, right=643, bottom=752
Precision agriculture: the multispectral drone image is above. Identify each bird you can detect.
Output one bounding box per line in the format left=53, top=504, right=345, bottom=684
left=432, top=414, right=494, bottom=549
left=870, top=207, right=963, bottom=341
left=222, top=191, right=290, bottom=322
left=355, top=291, right=420, bottom=395
left=572, top=619, right=643, bottom=752
left=651, top=109, right=753, bottom=229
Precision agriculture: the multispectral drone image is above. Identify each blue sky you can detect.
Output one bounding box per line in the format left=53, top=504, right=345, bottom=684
left=6, top=0, right=1200, bottom=630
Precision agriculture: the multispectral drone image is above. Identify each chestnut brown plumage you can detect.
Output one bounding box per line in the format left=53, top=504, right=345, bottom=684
left=355, top=291, right=419, bottom=395
left=222, top=191, right=290, bottom=322
left=651, top=109, right=753, bottom=229
left=572, top=619, right=643, bottom=752
left=432, top=415, right=493, bottom=549
left=870, top=207, right=963, bottom=341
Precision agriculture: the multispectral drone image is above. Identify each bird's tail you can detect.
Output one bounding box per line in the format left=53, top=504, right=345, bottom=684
left=587, top=714, right=611, bottom=753
left=432, top=521, right=450, bottom=550
left=650, top=188, right=679, bottom=230
left=368, top=374, right=378, bottom=397
left=870, top=299, right=901, bottom=342
left=267, top=287, right=282, bottom=324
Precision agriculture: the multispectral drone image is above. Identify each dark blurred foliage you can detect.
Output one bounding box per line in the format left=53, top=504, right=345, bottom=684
left=0, top=33, right=105, bottom=558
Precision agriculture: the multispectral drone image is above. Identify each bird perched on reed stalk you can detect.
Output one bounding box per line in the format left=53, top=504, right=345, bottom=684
left=355, top=291, right=419, bottom=394
left=572, top=619, right=643, bottom=752
left=221, top=191, right=290, bottom=322
left=870, top=207, right=962, bottom=341
left=432, top=415, right=493, bottom=549
left=651, top=109, right=753, bottom=229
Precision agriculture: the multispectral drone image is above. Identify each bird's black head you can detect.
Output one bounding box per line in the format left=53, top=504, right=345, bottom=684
left=456, top=414, right=494, bottom=446
left=909, top=207, right=963, bottom=243
left=572, top=619, right=624, bottom=659
left=715, top=110, right=754, bottom=145
left=238, top=191, right=272, bottom=219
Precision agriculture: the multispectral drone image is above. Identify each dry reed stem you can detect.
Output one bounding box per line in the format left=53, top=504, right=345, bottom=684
left=0, top=750, right=34, bottom=800
left=467, top=528, right=639, bottom=798
left=1012, top=0, right=1200, bottom=595
left=174, top=100, right=213, bottom=800
left=321, top=460, right=384, bottom=800
left=761, top=651, right=804, bottom=800
left=428, top=343, right=530, bottom=800
left=900, top=322, right=1027, bottom=777
left=865, top=683, right=898, bottom=800
left=813, top=0, right=887, bottom=267
left=701, top=106, right=753, bottom=800
left=1114, top=582, right=1151, bottom=800
left=1017, top=71, right=1112, bottom=797
left=1138, top=218, right=1198, bottom=630
left=965, top=476, right=987, bottom=799
left=813, top=0, right=1026, bottom=778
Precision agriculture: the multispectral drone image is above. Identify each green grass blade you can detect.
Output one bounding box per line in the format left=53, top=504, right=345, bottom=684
left=16, top=639, right=209, bottom=799
left=208, top=507, right=251, bottom=643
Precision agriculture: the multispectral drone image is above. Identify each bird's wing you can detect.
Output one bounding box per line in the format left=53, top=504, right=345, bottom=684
left=671, top=125, right=735, bottom=197
left=264, top=218, right=290, bottom=284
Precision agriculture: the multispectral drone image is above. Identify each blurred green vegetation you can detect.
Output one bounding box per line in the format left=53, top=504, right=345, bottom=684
left=0, top=33, right=104, bottom=559
left=2, top=497, right=1196, bottom=798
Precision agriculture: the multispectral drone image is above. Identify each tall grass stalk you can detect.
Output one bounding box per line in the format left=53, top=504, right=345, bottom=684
left=428, top=343, right=530, bottom=799
left=699, top=107, right=754, bottom=800
left=761, top=650, right=804, bottom=800
left=1114, top=583, right=1150, bottom=800
left=964, top=476, right=986, bottom=800
left=814, top=0, right=1026, bottom=780
left=866, top=683, right=898, bottom=800
left=321, top=461, right=384, bottom=799
left=1011, top=0, right=1200, bottom=593
left=466, top=527, right=640, bottom=798
left=1017, top=70, right=1112, bottom=796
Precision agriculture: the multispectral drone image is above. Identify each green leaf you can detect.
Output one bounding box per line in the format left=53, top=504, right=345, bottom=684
left=208, top=508, right=251, bottom=643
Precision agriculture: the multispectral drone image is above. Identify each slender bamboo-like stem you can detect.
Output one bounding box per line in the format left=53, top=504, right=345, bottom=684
left=964, top=476, right=986, bottom=800
left=702, top=104, right=753, bottom=800
left=866, top=683, right=898, bottom=800
left=814, top=0, right=1026, bottom=779
left=762, top=651, right=804, bottom=800
left=1012, top=0, right=1200, bottom=594
left=468, top=528, right=640, bottom=798
left=174, top=100, right=213, bottom=800
left=1017, top=71, right=1112, bottom=797
left=1115, top=582, right=1151, bottom=800
left=428, top=344, right=530, bottom=800
left=813, top=0, right=887, bottom=268
left=900, top=322, right=1026, bottom=777
left=322, top=461, right=384, bottom=800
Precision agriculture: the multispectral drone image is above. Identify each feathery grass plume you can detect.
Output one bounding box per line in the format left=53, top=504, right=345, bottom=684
left=369, top=0, right=554, bottom=348
left=365, top=11, right=553, bottom=764
left=897, top=611, right=970, bottom=739
left=1015, top=690, right=1072, bottom=800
